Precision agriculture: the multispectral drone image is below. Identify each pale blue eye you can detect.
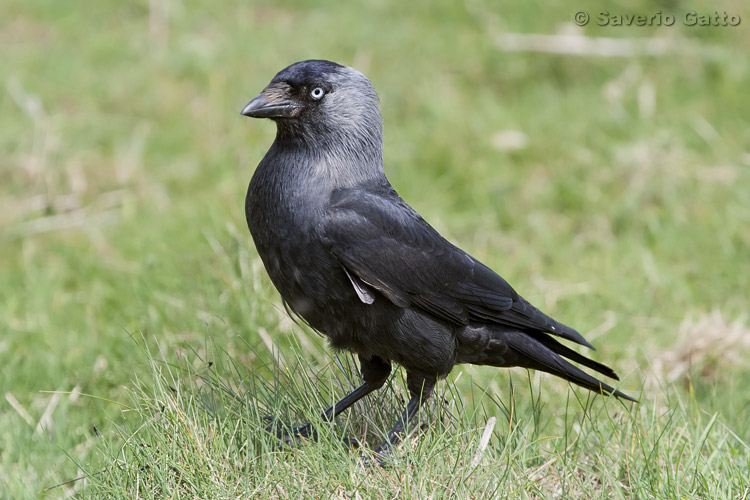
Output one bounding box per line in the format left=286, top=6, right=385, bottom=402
left=311, top=87, right=325, bottom=100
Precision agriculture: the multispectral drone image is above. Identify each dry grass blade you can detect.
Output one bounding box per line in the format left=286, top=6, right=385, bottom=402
left=471, top=416, right=496, bottom=467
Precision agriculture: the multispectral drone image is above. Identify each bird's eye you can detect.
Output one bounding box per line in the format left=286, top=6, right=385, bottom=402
left=310, top=87, right=325, bottom=100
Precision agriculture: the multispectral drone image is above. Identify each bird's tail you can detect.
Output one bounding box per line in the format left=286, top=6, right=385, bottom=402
left=490, top=330, right=636, bottom=402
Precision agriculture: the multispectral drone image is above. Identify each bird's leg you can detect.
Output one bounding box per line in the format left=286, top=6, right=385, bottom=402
left=368, top=373, right=436, bottom=463
left=276, top=381, right=374, bottom=444
left=266, top=355, right=391, bottom=446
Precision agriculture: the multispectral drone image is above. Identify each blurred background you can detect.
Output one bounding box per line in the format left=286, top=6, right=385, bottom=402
left=1, top=0, right=749, bottom=495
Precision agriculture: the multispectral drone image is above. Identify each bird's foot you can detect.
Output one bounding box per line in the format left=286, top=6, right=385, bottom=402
left=356, top=449, right=403, bottom=469
left=356, top=443, right=415, bottom=470
left=263, top=417, right=317, bottom=447
left=342, top=436, right=362, bottom=448
left=356, top=450, right=386, bottom=469
left=263, top=417, right=361, bottom=449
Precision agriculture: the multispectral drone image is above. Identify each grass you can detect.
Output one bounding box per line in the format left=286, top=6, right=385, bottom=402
left=2, top=0, right=749, bottom=497
left=57, top=338, right=750, bottom=498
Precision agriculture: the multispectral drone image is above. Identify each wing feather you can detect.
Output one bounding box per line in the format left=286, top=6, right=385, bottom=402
left=323, top=185, right=591, bottom=348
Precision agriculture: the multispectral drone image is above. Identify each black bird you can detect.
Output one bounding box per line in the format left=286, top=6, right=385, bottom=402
left=241, top=60, right=634, bottom=458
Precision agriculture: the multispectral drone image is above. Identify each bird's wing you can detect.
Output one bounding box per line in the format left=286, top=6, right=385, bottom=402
left=322, top=186, right=592, bottom=348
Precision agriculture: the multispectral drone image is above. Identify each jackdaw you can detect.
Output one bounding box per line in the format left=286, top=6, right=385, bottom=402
left=241, top=59, right=634, bottom=458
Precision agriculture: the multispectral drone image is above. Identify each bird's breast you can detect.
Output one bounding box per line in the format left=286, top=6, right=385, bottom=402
left=245, top=170, right=352, bottom=328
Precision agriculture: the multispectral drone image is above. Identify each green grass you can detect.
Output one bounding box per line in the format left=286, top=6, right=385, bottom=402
left=2, top=0, right=749, bottom=497
left=74, top=338, right=748, bottom=499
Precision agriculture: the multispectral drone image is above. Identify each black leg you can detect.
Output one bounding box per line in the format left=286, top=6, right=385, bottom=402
left=323, top=354, right=392, bottom=420
left=267, top=355, right=391, bottom=445
left=370, top=372, right=436, bottom=460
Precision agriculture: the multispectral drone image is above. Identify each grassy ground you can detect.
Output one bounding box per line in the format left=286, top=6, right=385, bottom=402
left=2, top=0, right=749, bottom=497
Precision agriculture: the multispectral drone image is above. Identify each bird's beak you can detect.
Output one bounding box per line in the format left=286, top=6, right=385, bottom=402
left=241, top=93, right=297, bottom=119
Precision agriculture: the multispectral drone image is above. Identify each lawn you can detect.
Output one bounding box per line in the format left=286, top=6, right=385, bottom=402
left=1, top=0, right=749, bottom=498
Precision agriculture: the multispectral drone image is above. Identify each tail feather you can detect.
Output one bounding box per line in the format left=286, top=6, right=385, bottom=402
left=505, top=331, right=636, bottom=402
left=505, top=297, right=595, bottom=350
left=525, top=330, right=619, bottom=380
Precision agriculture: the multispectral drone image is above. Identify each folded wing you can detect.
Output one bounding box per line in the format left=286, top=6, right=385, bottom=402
left=322, top=185, right=592, bottom=348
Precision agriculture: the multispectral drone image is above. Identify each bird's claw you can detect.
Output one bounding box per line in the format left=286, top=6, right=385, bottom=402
left=263, top=417, right=361, bottom=449
left=342, top=436, right=361, bottom=448
left=263, top=418, right=317, bottom=447
left=356, top=445, right=415, bottom=469
left=356, top=449, right=392, bottom=469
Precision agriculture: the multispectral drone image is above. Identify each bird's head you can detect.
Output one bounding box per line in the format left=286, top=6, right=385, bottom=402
left=241, top=60, right=384, bottom=159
